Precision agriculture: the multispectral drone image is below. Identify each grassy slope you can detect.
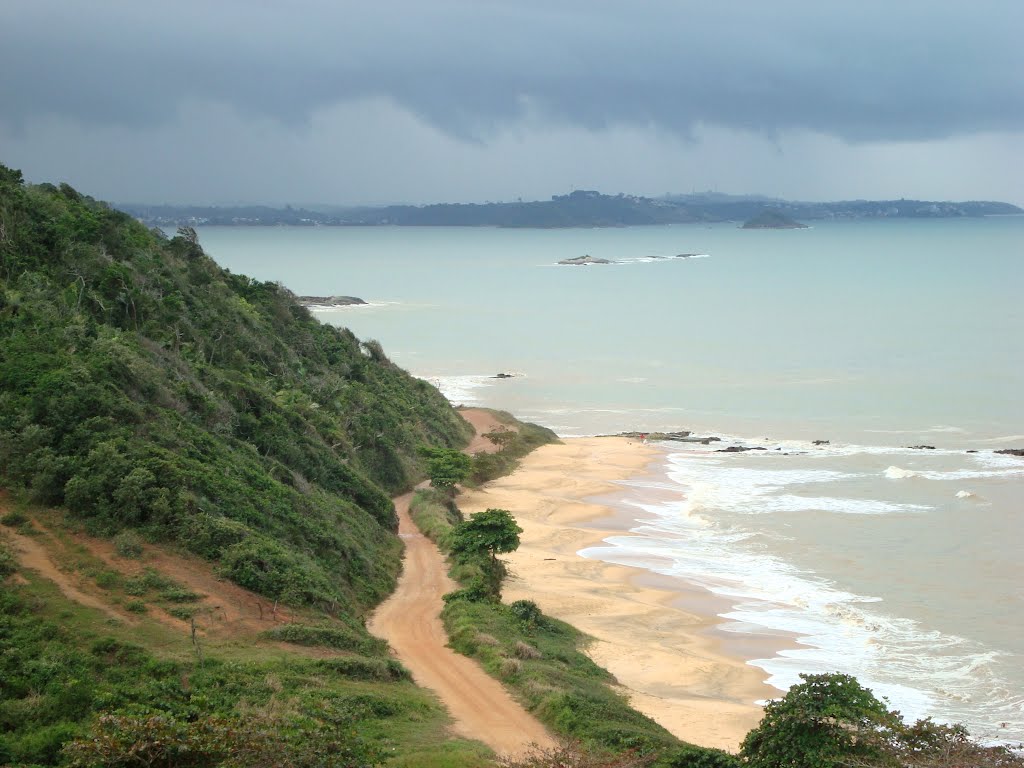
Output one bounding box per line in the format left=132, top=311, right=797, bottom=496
left=0, top=517, right=492, bottom=767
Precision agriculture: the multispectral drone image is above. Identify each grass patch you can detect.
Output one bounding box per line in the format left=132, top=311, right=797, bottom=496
left=261, top=623, right=388, bottom=656
left=0, top=557, right=489, bottom=766
left=443, top=598, right=679, bottom=754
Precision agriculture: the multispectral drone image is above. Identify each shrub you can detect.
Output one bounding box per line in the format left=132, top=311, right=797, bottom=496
left=124, top=600, right=148, bottom=613
left=112, top=530, right=144, bottom=558
left=510, top=599, right=544, bottom=628
left=316, top=657, right=410, bottom=682
left=166, top=605, right=196, bottom=621
left=0, top=510, right=28, bottom=527
left=260, top=623, right=386, bottom=656
left=0, top=542, right=16, bottom=578
left=514, top=640, right=542, bottom=660
left=94, top=570, right=121, bottom=590
left=501, top=657, right=523, bottom=678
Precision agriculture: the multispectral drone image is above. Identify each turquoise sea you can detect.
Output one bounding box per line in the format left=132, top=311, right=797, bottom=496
left=197, top=218, right=1024, bottom=741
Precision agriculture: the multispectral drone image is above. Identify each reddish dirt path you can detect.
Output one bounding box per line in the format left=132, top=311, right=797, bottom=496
left=4, top=527, right=128, bottom=623
left=368, top=490, right=555, bottom=757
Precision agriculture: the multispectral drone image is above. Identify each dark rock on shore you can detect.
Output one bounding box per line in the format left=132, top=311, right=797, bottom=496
left=297, top=295, right=367, bottom=307
left=619, top=430, right=691, bottom=441
left=995, top=448, right=1024, bottom=457
left=558, top=255, right=613, bottom=265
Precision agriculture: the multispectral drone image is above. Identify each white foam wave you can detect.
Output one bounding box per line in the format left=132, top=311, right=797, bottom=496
left=883, top=462, right=1024, bottom=482
left=309, top=300, right=399, bottom=312
left=581, top=488, right=1021, bottom=736
left=614, top=253, right=712, bottom=264
left=659, top=456, right=925, bottom=516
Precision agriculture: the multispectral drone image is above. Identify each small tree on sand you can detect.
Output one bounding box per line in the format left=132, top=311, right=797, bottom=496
left=449, top=508, right=522, bottom=566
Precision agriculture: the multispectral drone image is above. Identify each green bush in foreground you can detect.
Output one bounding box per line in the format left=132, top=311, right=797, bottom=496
left=63, top=712, right=381, bottom=768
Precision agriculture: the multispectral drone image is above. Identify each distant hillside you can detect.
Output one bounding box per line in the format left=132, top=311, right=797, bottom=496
left=121, top=189, right=1023, bottom=229
left=0, top=164, right=472, bottom=614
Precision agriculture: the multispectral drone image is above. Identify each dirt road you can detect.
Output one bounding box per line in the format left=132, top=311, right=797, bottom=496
left=368, top=489, right=555, bottom=757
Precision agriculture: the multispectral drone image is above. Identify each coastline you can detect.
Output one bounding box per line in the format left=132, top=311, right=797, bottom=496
left=457, top=436, right=780, bottom=752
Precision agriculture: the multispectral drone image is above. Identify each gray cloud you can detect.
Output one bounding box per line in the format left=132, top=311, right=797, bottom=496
left=3, top=0, right=1022, bottom=143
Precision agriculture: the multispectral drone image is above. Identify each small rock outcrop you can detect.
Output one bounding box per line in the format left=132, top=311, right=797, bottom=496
left=716, top=445, right=768, bottom=453
left=907, top=445, right=936, bottom=450
left=297, top=295, right=367, bottom=307
left=995, top=448, right=1024, bottom=457
left=812, top=440, right=830, bottom=446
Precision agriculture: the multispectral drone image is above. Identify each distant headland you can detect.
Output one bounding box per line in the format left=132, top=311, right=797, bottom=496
left=121, top=189, right=1023, bottom=230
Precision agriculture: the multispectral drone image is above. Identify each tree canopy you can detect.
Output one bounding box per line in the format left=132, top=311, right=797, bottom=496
left=449, top=508, right=522, bottom=563
left=740, top=673, right=897, bottom=768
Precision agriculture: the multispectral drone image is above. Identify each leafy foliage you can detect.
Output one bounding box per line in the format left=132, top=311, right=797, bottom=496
left=449, top=508, right=522, bottom=563
left=419, top=446, right=473, bottom=491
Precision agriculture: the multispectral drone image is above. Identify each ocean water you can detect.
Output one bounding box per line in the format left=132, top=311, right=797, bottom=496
left=196, top=217, right=1024, bottom=741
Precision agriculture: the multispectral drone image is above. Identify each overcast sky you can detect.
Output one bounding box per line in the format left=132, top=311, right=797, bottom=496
left=2, top=0, right=1022, bottom=205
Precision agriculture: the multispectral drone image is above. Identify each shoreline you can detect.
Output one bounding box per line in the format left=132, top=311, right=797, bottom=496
left=457, top=436, right=782, bottom=752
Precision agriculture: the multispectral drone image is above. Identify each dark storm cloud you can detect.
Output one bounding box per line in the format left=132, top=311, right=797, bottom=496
left=2, top=0, right=1022, bottom=143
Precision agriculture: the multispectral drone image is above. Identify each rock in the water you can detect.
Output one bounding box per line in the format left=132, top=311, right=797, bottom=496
left=716, top=445, right=768, bottom=453
left=907, top=445, right=936, bottom=450
left=995, top=448, right=1024, bottom=457
left=492, top=373, right=515, bottom=379
left=812, top=439, right=830, bottom=446
left=297, top=295, right=367, bottom=307
left=558, top=255, right=613, bottom=265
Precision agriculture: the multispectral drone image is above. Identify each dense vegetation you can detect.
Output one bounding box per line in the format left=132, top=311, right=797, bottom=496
left=0, top=163, right=472, bottom=613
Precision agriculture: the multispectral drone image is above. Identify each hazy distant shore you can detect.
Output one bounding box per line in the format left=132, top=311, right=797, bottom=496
left=457, top=436, right=777, bottom=752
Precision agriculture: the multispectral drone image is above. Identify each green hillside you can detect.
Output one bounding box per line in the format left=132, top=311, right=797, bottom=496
left=0, top=164, right=471, bottom=611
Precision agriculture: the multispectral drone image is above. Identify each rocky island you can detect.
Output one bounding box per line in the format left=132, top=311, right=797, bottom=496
left=558, top=255, right=613, bottom=265
left=741, top=210, right=809, bottom=229
left=296, top=294, right=367, bottom=307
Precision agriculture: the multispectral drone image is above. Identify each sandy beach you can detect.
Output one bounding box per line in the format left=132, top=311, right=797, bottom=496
left=457, top=436, right=780, bottom=752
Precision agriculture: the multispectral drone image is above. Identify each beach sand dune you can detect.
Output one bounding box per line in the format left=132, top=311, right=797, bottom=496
left=458, top=437, right=775, bottom=752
